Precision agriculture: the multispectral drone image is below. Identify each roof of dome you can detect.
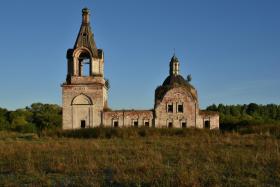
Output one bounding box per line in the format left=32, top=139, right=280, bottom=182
left=162, top=74, right=193, bottom=88
left=155, top=75, right=197, bottom=102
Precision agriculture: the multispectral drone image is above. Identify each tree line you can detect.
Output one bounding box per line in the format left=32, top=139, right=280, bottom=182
left=207, top=103, right=280, bottom=130
left=0, top=103, right=61, bottom=133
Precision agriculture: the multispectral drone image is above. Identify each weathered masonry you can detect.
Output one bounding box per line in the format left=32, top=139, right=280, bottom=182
left=62, top=8, right=219, bottom=130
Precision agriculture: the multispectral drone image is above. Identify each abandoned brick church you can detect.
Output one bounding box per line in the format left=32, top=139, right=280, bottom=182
left=62, top=8, right=219, bottom=130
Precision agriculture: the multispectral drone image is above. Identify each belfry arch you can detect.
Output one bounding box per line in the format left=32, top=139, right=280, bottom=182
left=73, top=48, right=93, bottom=77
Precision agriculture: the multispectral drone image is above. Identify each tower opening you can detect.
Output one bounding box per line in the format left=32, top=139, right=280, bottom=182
left=81, top=58, right=90, bottom=76
left=78, top=52, right=91, bottom=76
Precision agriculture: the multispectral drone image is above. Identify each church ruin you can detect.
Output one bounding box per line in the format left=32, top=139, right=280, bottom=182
left=62, top=8, right=219, bottom=129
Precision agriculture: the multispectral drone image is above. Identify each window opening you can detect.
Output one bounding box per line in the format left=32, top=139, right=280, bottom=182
left=178, top=104, right=183, bottom=113
left=204, top=120, right=210, bottom=129
left=133, top=120, right=138, bottom=127
left=145, top=121, right=149, bottom=127
left=167, top=104, right=173, bottom=113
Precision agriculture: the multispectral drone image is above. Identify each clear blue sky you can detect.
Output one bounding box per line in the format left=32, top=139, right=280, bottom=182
left=0, top=0, right=279, bottom=110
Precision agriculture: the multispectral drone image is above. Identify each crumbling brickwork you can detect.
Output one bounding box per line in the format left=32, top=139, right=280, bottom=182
left=62, top=8, right=219, bottom=130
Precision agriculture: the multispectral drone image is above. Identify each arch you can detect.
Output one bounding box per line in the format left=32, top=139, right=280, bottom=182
left=73, top=47, right=93, bottom=59
left=72, top=94, right=93, bottom=105
left=73, top=47, right=93, bottom=76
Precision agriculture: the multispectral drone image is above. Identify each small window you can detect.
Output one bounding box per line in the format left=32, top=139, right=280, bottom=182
left=177, top=104, right=183, bottom=113
left=113, top=121, right=119, bottom=128
left=81, top=120, right=86, bottom=128
left=167, top=104, right=173, bottom=113
left=133, top=120, right=138, bottom=127
left=204, top=120, right=210, bottom=129
left=144, top=121, right=149, bottom=127
left=168, top=122, right=173, bottom=128
left=181, top=122, right=187, bottom=128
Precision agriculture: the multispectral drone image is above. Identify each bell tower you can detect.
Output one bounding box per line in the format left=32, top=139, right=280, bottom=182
left=62, top=8, right=108, bottom=129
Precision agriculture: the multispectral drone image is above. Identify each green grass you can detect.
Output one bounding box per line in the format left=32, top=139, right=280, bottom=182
left=0, top=127, right=280, bottom=186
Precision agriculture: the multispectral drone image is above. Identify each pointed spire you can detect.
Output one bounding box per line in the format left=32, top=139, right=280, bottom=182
left=74, top=8, right=98, bottom=58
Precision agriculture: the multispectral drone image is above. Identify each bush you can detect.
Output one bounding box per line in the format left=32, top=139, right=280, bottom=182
left=41, top=127, right=220, bottom=139
left=10, top=123, right=37, bottom=133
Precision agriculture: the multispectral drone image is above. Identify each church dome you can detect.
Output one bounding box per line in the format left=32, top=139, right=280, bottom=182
left=155, top=55, right=198, bottom=103
left=162, top=74, right=190, bottom=87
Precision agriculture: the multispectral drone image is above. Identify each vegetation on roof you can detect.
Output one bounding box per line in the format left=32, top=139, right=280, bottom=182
left=155, top=83, right=197, bottom=102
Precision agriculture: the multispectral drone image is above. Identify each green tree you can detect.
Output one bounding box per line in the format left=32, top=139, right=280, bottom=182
left=277, top=106, right=280, bottom=120
left=246, top=103, right=259, bottom=116
left=217, top=104, right=225, bottom=114
left=9, top=109, right=35, bottom=132
left=206, top=104, right=217, bottom=111
left=28, top=103, right=62, bottom=132
left=230, top=105, right=241, bottom=117
left=267, top=104, right=278, bottom=119
left=0, top=108, right=9, bottom=130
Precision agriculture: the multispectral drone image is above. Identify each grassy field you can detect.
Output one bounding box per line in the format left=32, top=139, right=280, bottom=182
left=0, top=128, right=280, bottom=186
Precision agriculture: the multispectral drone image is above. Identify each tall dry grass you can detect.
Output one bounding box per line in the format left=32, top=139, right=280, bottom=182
left=0, top=128, right=279, bottom=186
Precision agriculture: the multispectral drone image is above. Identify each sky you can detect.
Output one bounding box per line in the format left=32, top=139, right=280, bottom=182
left=0, top=0, right=279, bottom=110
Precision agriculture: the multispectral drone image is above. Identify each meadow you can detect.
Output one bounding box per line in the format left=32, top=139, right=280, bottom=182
left=0, top=127, right=280, bottom=186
